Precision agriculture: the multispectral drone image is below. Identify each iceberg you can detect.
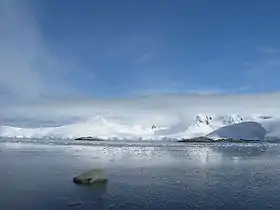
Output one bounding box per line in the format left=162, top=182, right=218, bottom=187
left=73, top=169, right=107, bottom=185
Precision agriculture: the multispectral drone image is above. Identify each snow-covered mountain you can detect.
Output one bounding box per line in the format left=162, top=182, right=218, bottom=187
left=0, top=113, right=280, bottom=141
left=181, top=114, right=253, bottom=138
left=192, top=114, right=251, bottom=127
left=0, top=116, right=156, bottom=139
left=206, top=122, right=267, bottom=140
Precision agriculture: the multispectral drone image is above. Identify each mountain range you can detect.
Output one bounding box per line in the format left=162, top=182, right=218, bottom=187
left=0, top=114, right=279, bottom=141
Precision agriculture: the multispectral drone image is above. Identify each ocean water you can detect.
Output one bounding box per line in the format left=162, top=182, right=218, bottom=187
left=1, top=139, right=280, bottom=209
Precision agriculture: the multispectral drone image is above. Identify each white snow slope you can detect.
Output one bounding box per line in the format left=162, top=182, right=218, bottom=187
left=206, top=122, right=267, bottom=140
left=0, top=114, right=280, bottom=141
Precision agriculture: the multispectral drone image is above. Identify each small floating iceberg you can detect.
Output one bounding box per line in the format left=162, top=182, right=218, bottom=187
left=73, top=169, right=108, bottom=185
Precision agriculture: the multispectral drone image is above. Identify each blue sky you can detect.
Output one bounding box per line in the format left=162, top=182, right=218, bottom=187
left=1, top=0, right=280, bottom=102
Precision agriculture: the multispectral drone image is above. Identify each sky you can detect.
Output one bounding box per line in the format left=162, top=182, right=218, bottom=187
left=1, top=0, right=280, bottom=102
left=1, top=0, right=280, bottom=126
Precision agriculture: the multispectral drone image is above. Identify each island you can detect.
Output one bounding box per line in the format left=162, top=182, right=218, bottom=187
left=74, top=136, right=104, bottom=141
left=178, top=136, right=260, bottom=143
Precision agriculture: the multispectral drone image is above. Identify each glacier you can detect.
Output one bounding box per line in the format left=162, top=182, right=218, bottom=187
left=1, top=113, right=280, bottom=141
left=206, top=122, right=267, bottom=140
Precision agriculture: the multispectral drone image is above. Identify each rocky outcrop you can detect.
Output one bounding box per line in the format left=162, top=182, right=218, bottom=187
left=178, top=136, right=214, bottom=142
left=73, top=169, right=107, bottom=185
left=74, top=136, right=104, bottom=141
left=178, top=136, right=260, bottom=143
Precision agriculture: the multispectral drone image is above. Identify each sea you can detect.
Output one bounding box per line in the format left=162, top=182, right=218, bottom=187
left=1, top=138, right=280, bottom=210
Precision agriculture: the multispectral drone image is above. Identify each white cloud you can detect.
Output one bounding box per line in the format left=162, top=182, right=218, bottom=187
left=1, top=92, right=280, bottom=127
left=1, top=1, right=280, bottom=128
left=0, top=0, right=76, bottom=101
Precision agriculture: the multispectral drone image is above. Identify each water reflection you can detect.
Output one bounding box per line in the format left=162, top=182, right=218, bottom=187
left=70, top=182, right=108, bottom=208
left=0, top=140, right=270, bottom=168
left=177, top=143, right=268, bottom=165
left=211, top=143, right=267, bottom=160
